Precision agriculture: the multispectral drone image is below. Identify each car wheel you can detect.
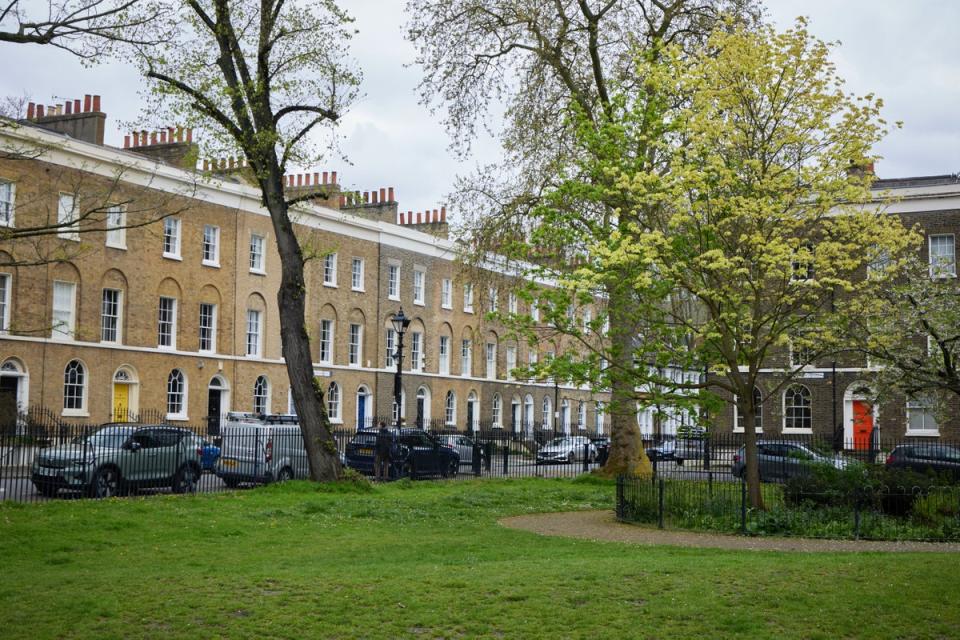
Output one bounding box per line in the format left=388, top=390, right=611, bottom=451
left=277, top=467, right=294, bottom=483
left=90, top=466, right=120, bottom=499
left=443, top=459, right=458, bottom=478
left=676, top=458, right=684, bottom=467
left=36, top=484, right=58, bottom=498
left=588, top=451, right=596, bottom=464
left=172, top=464, right=199, bottom=494
left=222, top=477, right=240, bottom=489
left=567, top=452, right=575, bottom=464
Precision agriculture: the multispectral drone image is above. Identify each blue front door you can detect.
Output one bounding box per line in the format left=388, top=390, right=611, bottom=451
left=357, top=393, right=367, bottom=430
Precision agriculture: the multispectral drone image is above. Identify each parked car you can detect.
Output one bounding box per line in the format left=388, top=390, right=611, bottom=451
left=214, top=413, right=309, bottom=487
left=344, top=428, right=460, bottom=479
left=435, top=434, right=486, bottom=466
left=731, top=441, right=847, bottom=482
left=646, top=434, right=705, bottom=465
left=536, top=436, right=597, bottom=464
left=886, top=444, right=960, bottom=480
left=31, top=424, right=204, bottom=498
left=200, top=440, right=221, bottom=471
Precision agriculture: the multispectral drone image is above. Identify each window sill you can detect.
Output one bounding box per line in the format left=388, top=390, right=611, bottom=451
left=351, top=287, right=365, bottom=293
left=441, top=305, right=452, bottom=311
left=202, top=260, right=220, bottom=268
left=388, top=295, right=400, bottom=302
left=158, top=345, right=176, bottom=351
left=414, top=300, right=425, bottom=307
left=732, top=427, right=763, bottom=434
left=323, top=282, right=338, bottom=289
left=249, top=268, right=267, bottom=276
left=106, top=243, right=127, bottom=251
left=62, top=409, right=89, bottom=418
left=199, top=349, right=216, bottom=356
left=463, top=308, right=474, bottom=314
left=905, top=429, right=940, bottom=437
left=166, top=414, right=189, bottom=422
left=162, top=253, right=182, bottom=261
left=782, top=428, right=813, bottom=435
left=329, top=418, right=344, bottom=425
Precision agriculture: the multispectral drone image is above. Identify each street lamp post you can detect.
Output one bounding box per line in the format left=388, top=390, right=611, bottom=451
left=391, top=308, right=411, bottom=429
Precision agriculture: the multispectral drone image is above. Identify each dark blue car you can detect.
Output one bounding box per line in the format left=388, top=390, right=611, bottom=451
left=344, top=428, right=459, bottom=479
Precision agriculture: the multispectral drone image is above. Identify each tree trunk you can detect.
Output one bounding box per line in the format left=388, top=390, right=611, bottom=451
left=598, top=284, right=652, bottom=478
left=263, top=182, right=341, bottom=481
left=739, top=393, right=764, bottom=510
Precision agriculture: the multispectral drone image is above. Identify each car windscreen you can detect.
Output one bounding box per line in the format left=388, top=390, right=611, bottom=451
left=544, top=438, right=572, bottom=447
left=350, top=433, right=378, bottom=447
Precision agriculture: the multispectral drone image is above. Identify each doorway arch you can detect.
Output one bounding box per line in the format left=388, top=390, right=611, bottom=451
left=843, top=383, right=877, bottom=450
left=207, top=375, right=231, bottom=435
left=0, top=358, right=28, bottom=427
left=356, top=385, right=372, bottom=430
left=111, top=365, right=139, bottom=422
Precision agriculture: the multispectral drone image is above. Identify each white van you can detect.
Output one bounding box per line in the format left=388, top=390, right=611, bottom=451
left=214, top=413, right=310, bottom=487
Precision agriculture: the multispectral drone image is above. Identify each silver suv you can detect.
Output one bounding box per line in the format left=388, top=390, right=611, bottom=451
left=32, top=424, right=204, bottom=498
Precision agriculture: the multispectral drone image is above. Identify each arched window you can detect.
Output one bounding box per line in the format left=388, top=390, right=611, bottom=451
left=577, top=401, right=586, bottom=430
left=167, top=369, right=186, bottom=418
left=63, top=360, right=85, bottom=412
left=783, top=385, right=812, bottom=431
left=467, top=391, right=478, bottom=431
left=415, top=386, right=430, bottom=428
left=392, top=386, right=406, bottom=423
left=736, top=387, right=763, bottom=432
left=445, top=390, right=456, bottom=425
left=253, top=375, right=270, bottom=414
left=327, top=381, right=340, bottom=421
left=492, top=393, right=502, bottom=428
left=595, top=402, right=605, bottom=434
left=542, top=396, right=552, bottom=429
left=560, top=398, right=570, bottom=433
left=523, top=394, right=534, bottom=429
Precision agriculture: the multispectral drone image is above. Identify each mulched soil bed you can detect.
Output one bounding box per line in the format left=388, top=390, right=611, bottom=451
left=500, top=510, right=960, bottom=553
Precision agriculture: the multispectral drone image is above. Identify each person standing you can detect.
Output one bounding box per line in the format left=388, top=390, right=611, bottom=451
left=375, top=421, right=392, bottom=481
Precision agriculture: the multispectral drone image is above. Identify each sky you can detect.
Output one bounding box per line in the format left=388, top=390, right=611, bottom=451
left=1, top=1, right=958, bottom=224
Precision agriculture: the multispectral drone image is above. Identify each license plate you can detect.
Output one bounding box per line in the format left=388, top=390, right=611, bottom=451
left=221, top=459, right=238, bottom=468
left=358, top=448, right=372, bottom=456
left=38, top=467, right=60, bottom=476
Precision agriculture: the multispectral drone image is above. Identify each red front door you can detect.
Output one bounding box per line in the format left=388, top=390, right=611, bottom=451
left=852, top=401, right=873, bottom=450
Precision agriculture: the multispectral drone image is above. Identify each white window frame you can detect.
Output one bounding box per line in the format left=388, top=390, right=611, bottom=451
left=202, top=224, right=220, bottom=267
left=508, top=292, right=517, bottom=315
left=531, top=298, right=540, bottom=322
left=438, top=336, right=450, bottom=375
left=323, top=253, right=338, bottom=287
left=51, top=281, right=77, bottom=341
left=57, top=193, right=79, bottom=241
left=782, top=385, right=813, bottom=434
left=327, top=382, right=342, bottom=423
left=246, top=309, right=263, bottom=357
left=386, top=328, right=396, bottom=368
left=461, top=339, right=472, bottom=377
left=733, top=388, right=763, bottom=433
left=157, top=296, right=177, bottom=350
left=463, top=283, right=474, bottom=313
left=166, top=369, right=188, bottom=420
left=0, top=180, right=14, bottom=227
left=488, top=287, right=498, bottom=312
left=578, top=401, right=586, bottom=429
left=492, top=393, right=502, bottom=428
left=249, top=234, right=266, bottom=274
left=929, top=234, right=956, bottom=279
left=319, top=319, right=334, bottom=365
left=906, top=396, right=939, bottom=436
left=351, top=258, right=364, bottom=291
left=441, top=279, right=452, bottom=309
left=0, top=273, right=11, bottom=333
left=485, top=342, right=496, bottom=380
left=105, top=205, right=125, bottom=249
left=100, top=288, right=122, bottom=344
left=413, top=268, right=425, bottom=306
left=505, top=345, right=516, bottom=381
left=445, top=390, right=457, bottom=426
left=387, top=263, right=400, bottom=300
left=199, top=303, right=217, bottom=354
left=542, top=396, right=552, bottom=429
left=253, top=376, right=270, bottom=415
left=348, top=323, right=362, bottom=367
left=162, top=217, right=182, bottom=259
left=410, top=331, right=423, bottom=372
left=62, top=359, right=87, bottom=416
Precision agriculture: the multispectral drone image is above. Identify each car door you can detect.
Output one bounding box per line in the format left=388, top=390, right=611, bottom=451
left=125, top=428, right=160, bottom=481
left=782, top=445, right=815, bottom=479
left=153, top=429, right=186, bottom=480
left=757, top=444, right=781, bottom=480
left=404, top=432, right=436, bottom=476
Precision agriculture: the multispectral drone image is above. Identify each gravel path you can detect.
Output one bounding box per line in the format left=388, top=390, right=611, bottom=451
left=500, top=510, right=960, bottom=553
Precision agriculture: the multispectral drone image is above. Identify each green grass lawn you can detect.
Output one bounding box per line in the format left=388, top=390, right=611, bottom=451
left=1, top=476, right=958, bottom=639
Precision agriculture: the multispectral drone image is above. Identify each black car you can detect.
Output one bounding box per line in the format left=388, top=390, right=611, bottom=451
left=344, top=428, right=460, bottom=479
left=590, top=436, right=610, bottom=466
left=886, top=444, right=960, bottom=480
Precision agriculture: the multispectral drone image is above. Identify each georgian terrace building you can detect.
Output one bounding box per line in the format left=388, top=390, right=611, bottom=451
left=717, top=173, right=960, bottom=444
left=0, top=96, right=612, bottom=436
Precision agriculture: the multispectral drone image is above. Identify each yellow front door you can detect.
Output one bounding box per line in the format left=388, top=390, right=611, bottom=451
left=113, top=384, right=129, bottom=422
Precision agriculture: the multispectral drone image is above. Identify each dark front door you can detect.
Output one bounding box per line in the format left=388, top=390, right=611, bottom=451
left=466, top=401, right=474, bottom=431
left=357, top=393, right=367, bottom=430
left=0, top=376, right=18, bottom=434
left=207, top=388, right=222, bottom=435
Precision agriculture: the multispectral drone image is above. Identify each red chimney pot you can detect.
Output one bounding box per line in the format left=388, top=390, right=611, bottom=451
left=64, top=102, right=72, bottom=115
left=36, top=105, right=45, bottom=118
left=331, top=171, right=337, bottom=184
left=92, top=95, right=101, bottom=112
left=123, top=135, right=130, bottom=148
left=26, top=103, right=35, bottom=119
left=400, top=212, right=405, bottom=224
left=83, top=95, right=92, bottom=112
left=388, top=187, right=395, bottom=202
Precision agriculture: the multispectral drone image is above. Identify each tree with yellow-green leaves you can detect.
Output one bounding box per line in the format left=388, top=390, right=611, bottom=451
left=642, top=20, right=918, bottom=508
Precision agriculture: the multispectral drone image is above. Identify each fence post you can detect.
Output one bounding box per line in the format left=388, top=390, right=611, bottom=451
left=652, top=453, right=658, bottom=486
left=502, top=438, right=509, bottom=476
left=616, top=474, right=624, bottom=520
left=740, top=476, right=747, bottom=535
left=854, top=500, right=861, bottom=540
left=582, top=443, right=589, bottom=473
left=657, top=477, right=665, bottom=529
left=708, top=470, right=713, bottom=498
left=473, top=443, right=481, bottom=477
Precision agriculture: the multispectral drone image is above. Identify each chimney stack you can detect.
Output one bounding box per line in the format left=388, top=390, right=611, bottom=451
left=23, top=94, right=105, bottom=145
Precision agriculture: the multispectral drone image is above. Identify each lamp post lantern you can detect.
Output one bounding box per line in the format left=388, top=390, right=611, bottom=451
left=391, top=308, right=412, bottom=428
